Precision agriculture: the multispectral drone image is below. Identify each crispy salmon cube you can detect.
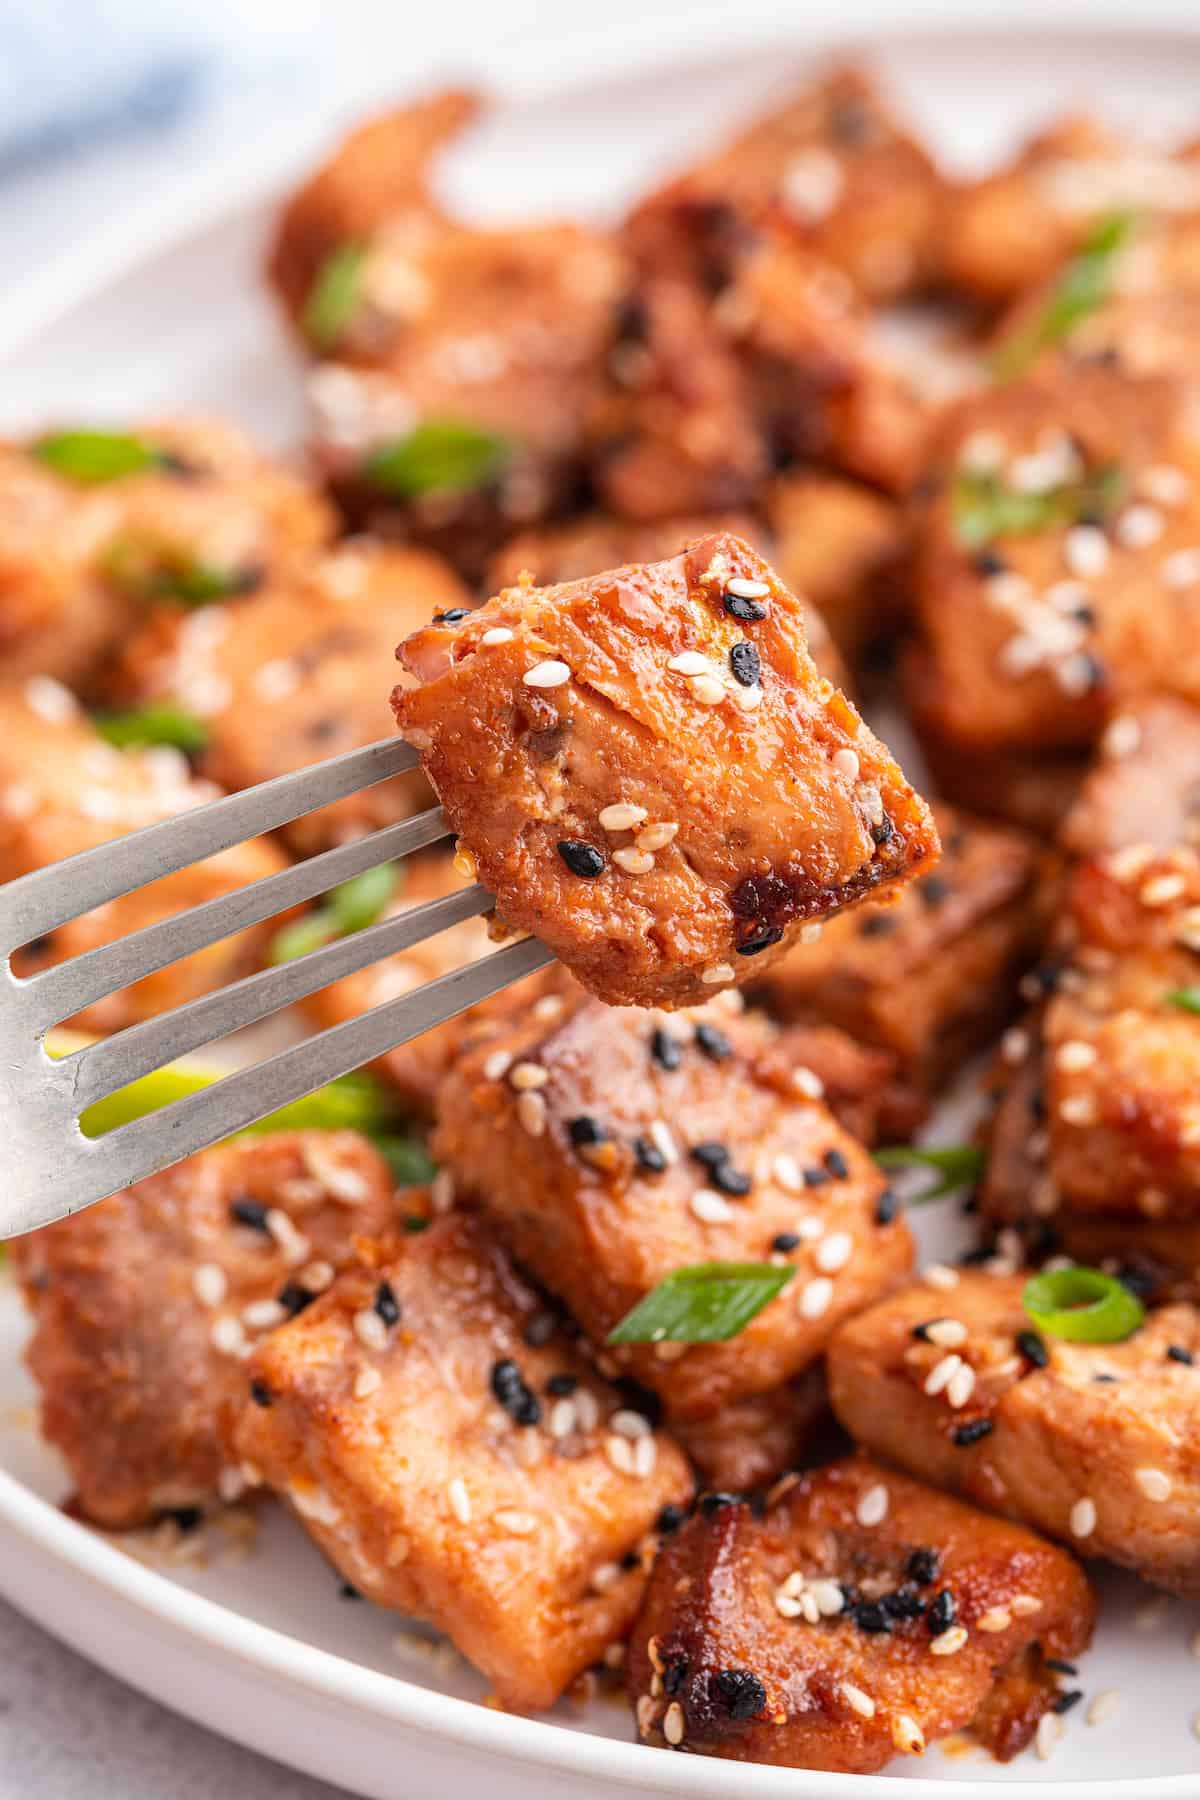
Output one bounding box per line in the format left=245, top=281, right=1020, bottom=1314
left=0, top=417, right=332, bottom=692
left=627, top=64, right=943, bottom=304
left=104, top=541, right=467, bottom=855
left=829, top=1271, right=1200, bottom=1595
left=627, top=1455, right=1095, bottom=1771
left=764, top=473, right=906, bottom=666
left=0, top=685, right=287, bottom=1033
left=235, top=1213, right=691, bottom=1711
left=909, top=362, right=1200, bottom=755
left=1061, top=695, right=1200, bottom=858
left=10, top=1133, right=395, bottom=1528
left=395, top=532, right=938, bottom=1009
left=671, top=1369, right=829, bottom=1494
left=432, top=992, right=912, bottom=1421
left=754, top=805, right=1050, bottom=1091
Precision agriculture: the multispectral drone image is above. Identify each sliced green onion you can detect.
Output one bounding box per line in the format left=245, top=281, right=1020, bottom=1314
left=607, top=1262, right=795, bottom=1345
left=952, top=461, right=1125, bottom=551
left=363, top=420, right=511, bottom=500
left=92, top=703, right=209, bottom=754
left=1022, top=1265, right=1145, bottom=1343
left=402, top=1214, right=433, bottom=1233
left=269, top=913, right=337, bottom=965
left=1167, top=988, right=1200, bottom=1015
left=992, top=211, right=1135, bottom=380
left=153, top=562, right=259, bottom=606
left=376, top=1138, right=438, bottom=1188
left=33, top=429, right=166, bottom=484
left=269, top=864, right=399, bottom=965
left=874, top=1144, right=985, bottom=1203
left=302, top=241, right=367, bottom=350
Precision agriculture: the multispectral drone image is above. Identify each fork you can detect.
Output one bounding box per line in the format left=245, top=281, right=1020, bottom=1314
left=0, top=736, right=554, bottom=1237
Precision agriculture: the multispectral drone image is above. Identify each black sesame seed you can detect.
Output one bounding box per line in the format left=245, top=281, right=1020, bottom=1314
left=860, top=914, right=896, bottom=937
left=662, top=1654, right=689, bottom=1696
left=919, top=876, right=950, bottom=908
left=723, top=591, right=768, bottom=623
left=1017, top=1329, right=1049, bottom=1369
left=1074, top=652, right=1105, bottom=692
left=926, top=1590, right=957, bottom=1634
left=729, top=641, right=761, bottom=688
left=634, top=1136, right=668, bottom=1173
left=823, top=1148, right=849, bottom=1180
left=953, top=1417, right=995, bottom=1447
left=853, top=1601, right=893, bottom=1634
left=169, top=1506, right=203, bottom=1532
left=1053, top=1689, right=1084, bottom=1716
left=712, top=1668, right=766, bottom=1719
left=546, top=1372, right=578, bottom=1396
left=905, top=1547, right=940, bottom=1586
left=1116, top=1262, right=1156, bottom=1300
left=277, top=1282, right=315, bottom=1319
left=1168, top=1344, right=1195, bottom=1365
left=911, top=1320, right=942, bottom=1342
left=695, top=1023, right=732, bottom=1062
left=1045, top=1659, right=1078, bottom=1676
left=620, top=1549, right=640, bottom=1570
left=490, top=1357, right=541, bottom=1426
left=229, top=1197, right=270, bottom=1231
left=1092, top=1373, right=1117, bottom=1384
left=374, top=1281, right=401, bottom=1328
left=523, top=1310, right=558, bottom=1347
left=700, top=1491, right=741, bottom=1515
left=971, top=548, right=1009, bottom=577
left=339, top=1582, right=360, bottom=1600
left=839, top=1583, right=860, bottom=1611
left=871, top=814, right=895, bottom=848
left=959, top=1244, right=997, bottom=1266
left=657, top=1501, right=689, bottom=1534
left=711, top=1163, right=753, bottom=1197
left=881, top=1584, right=926, bottom=1621
left=772, top=1232, right=802, bottom=1253
left=803, top=1166, right=831, bottom=1188
left=651, top=1028, right=683, bottom=1071
left=229, top=563, right=266, bottom=596
left=875, top=1189, right=900, bottom=1225
left=692, top=1141, right=732, bottom=1171
left=568, top=1115, right=606, bottom=1148
left=249, top=1379, right=273, bottom=1409
left=737, top=925, right=784, bottom=956
left=432, top=607, right=471, bottom=624
left=557, top=839, right=606, bottom=878
left=1073, top=603, right=1097, bottom=627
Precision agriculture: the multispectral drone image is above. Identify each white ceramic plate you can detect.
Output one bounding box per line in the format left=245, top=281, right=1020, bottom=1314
left=1, top=11, right=1200, bottom=1796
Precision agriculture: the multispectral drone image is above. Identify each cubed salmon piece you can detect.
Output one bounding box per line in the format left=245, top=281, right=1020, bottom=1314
left=755, top=805, right=1050, bottom=1091
left=10, top=1133, right=396, bottom=1528
left=1061, top=695, right=1200, bottom=858
left=235, top=1213, right=692, bottom=1711
left=828, top=1271, right=1200, bottom=1594
left=670, top=1368, right=829, bottom=1494
left=104, top=541, right=467, bottom=855
left=764, top=472, right=907, bottom=666
left=628, top=1456, right=1094, bottom=1770
left=395, top=532, right=938, bottom=1009
left=0, top=685, right=287, bottom=1034
left=909, top=699, right=1086, bottom=840
left=432, top=991, right=912, bottom=1421
left=751, top=1022, right=927, bottom=1147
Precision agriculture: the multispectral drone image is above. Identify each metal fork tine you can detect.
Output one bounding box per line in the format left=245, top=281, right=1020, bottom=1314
left=61, top=936, right=555, bottom=1210
left=66, top=883, right=493, bottom=1108
left=0, top=736, right=418, bottom=954
left=22, top=800, right=449, bottom=1029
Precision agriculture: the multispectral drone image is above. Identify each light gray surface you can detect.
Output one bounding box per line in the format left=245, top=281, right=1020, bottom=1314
left=0, top=1597, right=348, bottom=1799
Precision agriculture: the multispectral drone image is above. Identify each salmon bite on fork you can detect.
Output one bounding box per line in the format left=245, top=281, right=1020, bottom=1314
left=0, top=534, right=936, bottom=1234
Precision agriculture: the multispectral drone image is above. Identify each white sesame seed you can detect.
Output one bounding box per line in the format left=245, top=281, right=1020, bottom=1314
left=781, top=146, right=845, bottom=223
left=977, top=1607, right=1012, bottom=1633
left=731, top=683, right=763, bottom=713
left=1056, top=1040, right=1098, bottom=1073
left=598, top=802, right=649, bottom=832
left=1135, top=1467, right=1172, bottom=1501
left=1070, top=1497, right=1097, bottom=1538
left=663, top=1701, right=685, bottom=1746
left=509, top=1060, right=549, bottom=1090
left=242, top=1298, right=287, bottom=1331
left=791, top=1066, right=825, bottom=1100
left=923, top=1317, right=968, bottom=1349
left=1088, top=1689, right=1120, bottom=1726
left=299, top=1259, right=335, bottom=1294
left=925, top=1354, right=963, bottom=1397
left=1064, top=524, right=1110, bottom=579
left=633, top=1434, right=658, bottom=1478
left=210, top=1315, right=247, bottom=1358
left=1108, top=841, right=1157, bottom=882
left=799, top=1276, right=834, bottom=1320
left=532, top=993, right=565, bottom=1022
left=1001, top=1027, right=1030, bottom=1064
left=354, top=1365, right=382, bottom=1398
left=1010, top=1594, right=1042, bottom=1616
left=689, top=675, right=726, bottom=706
left=636, top=821, right=678, bottom=852
left=667, top=651, right=709, bottom=675
left=1036, top=1712, right=1064, bottom=1760
left=192, top=1263, right=227, bottom=1308
left=613, top=846, right=656, bottom=873
left=494, top=1508, right=539, bottom=1536
left=1101, top=713, right=1143, bottom=758
left=448, top=1477, right=472, bottom=1524
left=1174, top=906, right=1200, bottom=952
left=691, top=1188, right=734, bottom=1224
left=1140, top=464, right=1191, bottom=507
left=1059, top=1093, right=1098, bottom=1127
left=815, top=1231, right=853, bottom=1273
left=812, top=1579, right=845, bottom=1615
left=635, top=1694, right=656, bottom=1735
left=430, top=1169, right=455, bottom=1214
left=930, top=1625, right=968, bottom=1656
left=483, top=1049, right=514, bottom=1082
left=353, top=1308, right=389, bottom=1352
left=253, top=659, right=300, bottom=703
left=264, top=1209, right=309, bottom=1266
left=648, top=1119, right=678, bottom=1165
left=701, top=962, right=735, bottom=984
left=924, top=1263, right=960, bottom=1291
left=891, top=1713, right=925, bottom=1756
left=856, top=1483, right=889, bottom=1527
left=832, top=748, right=860, bottom=781
left=773, top=1153, right=803, bottom=1193
left=726, top=577, right=770, bottom=599
left=24, top=675, right=78, bottom=724
left=960, top=430, right=1006, bottom=475
left=841, top=1682, right=876, bottom=1718
left=548, top=1398, right=578, bottom=1438
left=795, top=1217, right=824, bottom=1242
left=605, top=1433, right=637, bottom=1475
left=589, top=1560, right=622, bottom=1594
left=1141, top=872, right=1187, bottom=907
left=516, top=1091, right=546, bottom=1137
left=1162, top=547, right=1200, bottom=589
left=1116, top=503, right=1164, bottom=549
left=611, top=1409, right=653, bottom=1439
left=480, top=627, right=514, bottom=645
left=523, top=659, right=570, bottom=688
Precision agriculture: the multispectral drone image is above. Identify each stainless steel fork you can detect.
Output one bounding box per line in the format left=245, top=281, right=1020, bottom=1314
left=0, top=736, right=553, bottom=1237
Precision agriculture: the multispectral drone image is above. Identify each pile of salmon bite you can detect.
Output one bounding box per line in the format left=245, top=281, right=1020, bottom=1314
left=8, top=59, right=1200, bottom=1775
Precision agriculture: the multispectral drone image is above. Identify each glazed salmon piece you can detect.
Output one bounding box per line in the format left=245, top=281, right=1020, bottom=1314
left=11, top=1133, right=395, bottom=1529
left=395, top=531, right=939, bottom=1009
left=627, top=1456, right=1095, bottom=1771
left=235, top=1213, right=692, bottom=1712
left=764, top=472, right=907, bottom=667
left=432, top=992, right=912, bottom=1423
left=1060, top=694, right=1200, bottom=858
left=670, top=1368, right=830, bottom=1493
left=827, top=1272, right=1200, bottom=1594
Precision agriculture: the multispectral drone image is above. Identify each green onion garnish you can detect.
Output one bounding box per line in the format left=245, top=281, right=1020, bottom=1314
left=607, top=1262, right=795, bottom=1345
left=952, top=462, right=1125, bottom=551
left=1167, top=988, right=1200, bottom=1015
left=363, top=420, right=511, bottom=500
left=153, top=562, right=259, bottom=606
left=270, top=864, right=400, bottom=965
left=992, top=211, right=1135, bottom=380
left=302, top=241, right=367, bottom=350
left=376, top=1138, right=438, bottom=1188
left=1022, top=1265, right=1145, bottom=1344
left=93, top=703, right=209, bottom=755
left=33, top=429, right=167, bottom=484
left=874, top=1144, right=985, bottom=1202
